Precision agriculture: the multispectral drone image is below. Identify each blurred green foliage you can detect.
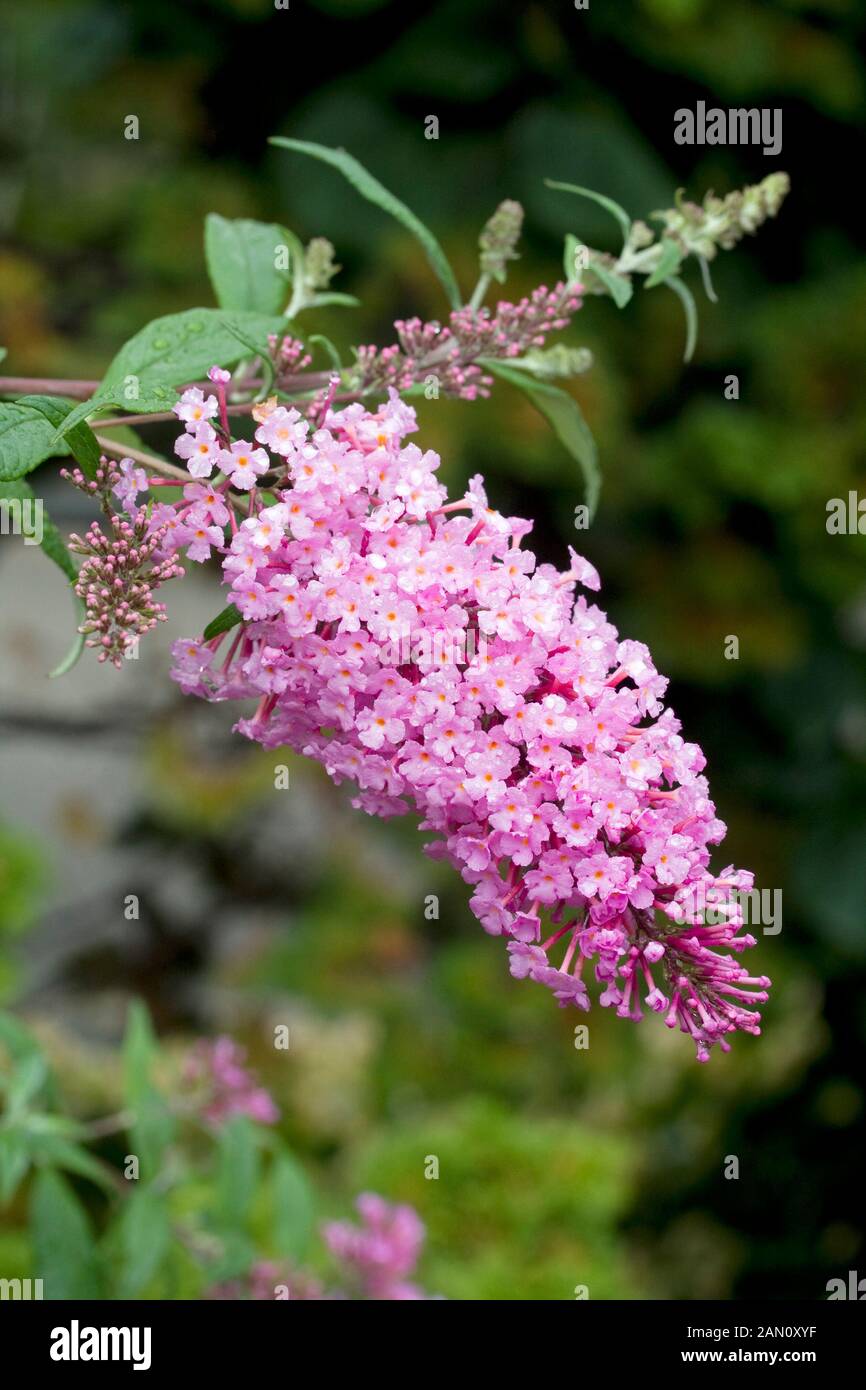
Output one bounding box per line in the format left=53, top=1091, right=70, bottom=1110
left=350, top=1099, right=637, bottom=1300
left=1, top=0, right=864, bottom=1300
left=0, top=827, right=44, bottom=998
left=0, top=1006, right=322, bottom=1298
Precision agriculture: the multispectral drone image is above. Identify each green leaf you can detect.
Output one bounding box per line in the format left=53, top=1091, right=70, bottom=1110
left=33, top=508, right=78, bottom=585
left=215, top=1116, right=260, bottom=1234
left=645, top=238, right=686, bottom=289
left=205, top=215, right=294, bottom=315
left=2, top=1053, right=48, bottom=1117
left=123, top=1002, right=156, bottom=1101
left=545, top=180, right=632, bottom=249
left=697, top=253, right=718, bottom=304
left=483, top=361, right=601, bottom=520
left=501, top=345, right=593, bottom=382
left=664, top=275, right=699, bottom=363
left=0, top=478, right=83, bottom=678
left=117, top=1187, right=171, bottom=1296
left=587, top=259, right=633, bottom=308
left=0, top=1010, right=44, bottom=1064
left=563, top=232, right=585, bottom=285
left=30, top=1168, right=102, bottom=1298
left=0, top=395, right=99, bottom=481
left=15, top=1113, right=80, bottom=1137
left=49, top=606, right=87, bottom=681
left=202, top=603, right=243, bottom=641
left=122, top=1002, right=173, bottom=1180
left=54, top=309, right=289, bottom=440
left=208, top=1231, right=256, bottom=1284
left=19, top=396, right=101, bottom=477
left=107, top=309, right=285, bottom=398
left=270, top=138, right=462, bottom=309
left=0, top=1015, right=48, bottom=1202
left=0, top=480, right=78, bottom=583
left=308, top=291, right=360, bottom=309
left=0, top=400, right=59, bottom=480
left=271, top=1149, right=315, bottom=1261
left=0, top=1129, right=30, bottom=1204
left=28, top=1133, right=117, bottom=1193
left=307, top=334, right=344, bottom=371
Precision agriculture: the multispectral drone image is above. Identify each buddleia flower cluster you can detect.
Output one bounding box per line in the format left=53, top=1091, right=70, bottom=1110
left=182, top=1035, right=280, bottom=1127
left=117, top=370, right=774, bottom=1064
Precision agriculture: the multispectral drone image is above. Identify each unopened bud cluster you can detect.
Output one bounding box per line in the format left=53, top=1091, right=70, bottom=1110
left=64, top=458, right=184, bottom=666
left=478, top=198, right=524, bottom=282
left=655, top=172, right=790, bottom=260
left=354, top=282, right=582, bottom=400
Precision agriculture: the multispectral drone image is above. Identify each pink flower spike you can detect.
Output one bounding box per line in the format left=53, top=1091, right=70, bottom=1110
left=166, top=390, right=769, bottom=1064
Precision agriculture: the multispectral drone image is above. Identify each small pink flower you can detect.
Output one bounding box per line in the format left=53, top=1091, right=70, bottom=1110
left=183, top=481, right=231, bottom=527
left=323, top=1194, right=427, bottom=1300
left=112, top=457, right=148, bottom=508
left=184, top=509, right=226, bottom=563
left=176, top=422, right=221, bottom=478
left=184, top=1036, right=279, bottom=1127
left=255, top=405, right=307, bottom=456
left=219, top=441, right=270, bottom=490
left=234, top=580, right=273, bottom=620
left=174, top=386, right=219, bottom=425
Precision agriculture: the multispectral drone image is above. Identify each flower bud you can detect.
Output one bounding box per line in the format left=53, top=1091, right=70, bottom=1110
left=478, top=199, right=524, bottom=282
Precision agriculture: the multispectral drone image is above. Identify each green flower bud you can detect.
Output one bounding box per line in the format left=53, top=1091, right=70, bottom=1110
left=305, top=237, right=340, bottom=290
left=479, top=200, right=524, bottom=282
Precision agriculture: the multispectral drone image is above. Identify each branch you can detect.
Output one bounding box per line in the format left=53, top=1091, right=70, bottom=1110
left=94, top=434, right=190, bottom=481
left=0, top=377, right=101, bottom=398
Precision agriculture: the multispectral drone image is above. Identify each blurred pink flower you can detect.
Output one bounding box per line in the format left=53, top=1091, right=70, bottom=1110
left=184, top=1036, right=279, bottom=1127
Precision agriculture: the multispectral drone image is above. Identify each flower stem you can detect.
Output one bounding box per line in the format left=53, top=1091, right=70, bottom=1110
left=467, top=273, right=491, bottom=311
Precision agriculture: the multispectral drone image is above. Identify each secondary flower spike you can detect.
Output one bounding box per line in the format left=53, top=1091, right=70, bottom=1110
left=163, top=376, right=769, bottom=1062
